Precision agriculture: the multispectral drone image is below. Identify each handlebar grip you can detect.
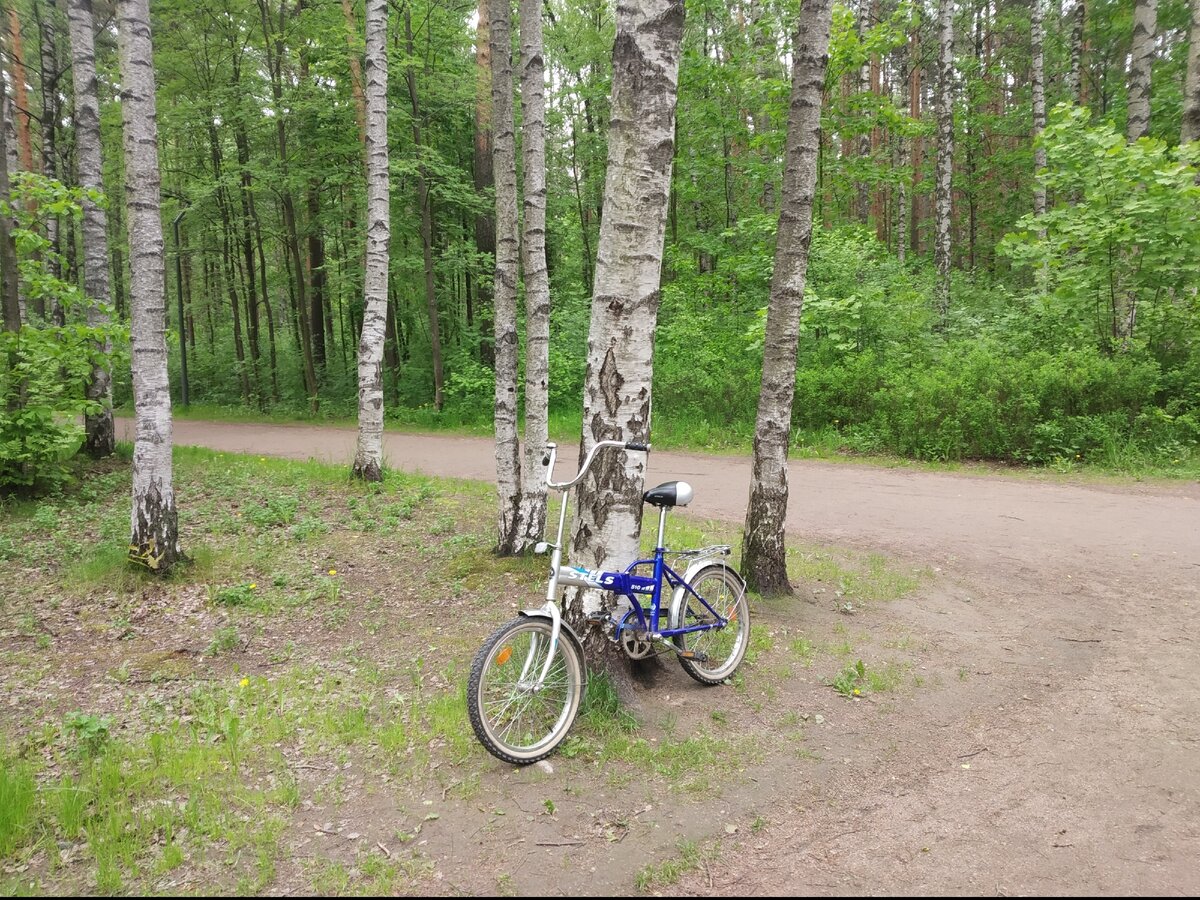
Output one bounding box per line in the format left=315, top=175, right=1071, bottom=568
left=624, top=441, right=650, bottom=452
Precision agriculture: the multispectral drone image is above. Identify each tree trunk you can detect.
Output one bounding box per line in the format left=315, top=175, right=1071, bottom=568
left=260, top=0, right=319, bottom=410
left=67, top=0, right=115, bottom=458
left=567, top=0, right=686, bottom=655
left=341, top=0, right=367, bottom=145
left=1066, top=0, right=1085, bottom=103
left=518, top=0, right=550, bottom=551
left=0, top=76, right=19, bottom=333
left=1183, top=0, right=1200, bottom=144
left=403, top=5, right=444, bottom=411
left=7, top=7, right=34, bottom=175
left=896, top=50, right=908, bottom=266
left=352, top=0, right=389, bottom=482
left=741, top=0, right=835, bottom=597
left=490, top=0, right=523, bottom=553
left=1032, top=0, right=1047, bottom=219
left=474, top=0, right=495, bottom=365
left=1127, top=0, right=1156, bottom=141
left=117, top=0, right=181, bottom=573
left=934, top=0, right=954, bottom=324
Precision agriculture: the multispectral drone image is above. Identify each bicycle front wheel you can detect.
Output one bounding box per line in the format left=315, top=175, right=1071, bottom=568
left=467, top=616, right=585, bottom=765
left=672, top=565, right=751, bottom=685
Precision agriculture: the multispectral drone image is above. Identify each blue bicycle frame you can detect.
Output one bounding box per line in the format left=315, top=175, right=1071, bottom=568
left=537, top=438, right=730, bottom=642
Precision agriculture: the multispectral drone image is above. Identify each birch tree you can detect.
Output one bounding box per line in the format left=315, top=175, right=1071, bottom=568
left=352, top=0, right=389, bottom=481
left=118, top=0, right=182, bottom=572
left=741, top=0, right=836, bottom=596
left=1182, top=0, right=1200, bottom=144
left=1031, top=0, right=1047, bottom=220
left=0, top=76, right=18, bottom=334
left=518, top=0, right=550, bottom=550
left=68, top=0, right=115, bottom=458
left=567, top=0, right=686, bottom=641
left=490, top=0, right=523, bottom=553
left=934, top=0, right=954, bottom=323
left=1127, top=0, right=1156, bottom=141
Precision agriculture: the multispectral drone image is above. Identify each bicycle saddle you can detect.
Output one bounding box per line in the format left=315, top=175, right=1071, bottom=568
left=643, top=481, right=693, bottom=508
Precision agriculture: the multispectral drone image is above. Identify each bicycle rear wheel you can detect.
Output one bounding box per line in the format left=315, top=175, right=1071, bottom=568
left=467, top=616, right=585, bottom=765
left=671, top=565, right=750, bottom=685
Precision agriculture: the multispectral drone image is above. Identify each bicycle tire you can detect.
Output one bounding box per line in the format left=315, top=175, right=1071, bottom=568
left=671, top=565, right=751, bottom=685
left=467, top=616, right=585, bottom=765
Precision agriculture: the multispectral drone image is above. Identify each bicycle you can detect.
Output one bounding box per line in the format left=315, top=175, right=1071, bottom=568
left=467, top=439, right=751, bottom=765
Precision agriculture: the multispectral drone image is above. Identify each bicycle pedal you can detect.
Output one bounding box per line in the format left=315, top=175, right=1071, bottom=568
left=585, top=612, right=612, bottom=624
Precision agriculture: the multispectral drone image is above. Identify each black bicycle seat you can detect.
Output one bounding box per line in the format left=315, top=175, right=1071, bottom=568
left=642, top=481, right=693, bottom=508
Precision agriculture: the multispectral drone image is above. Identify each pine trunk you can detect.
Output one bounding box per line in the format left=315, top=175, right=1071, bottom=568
left=567, top=0, right=686, bottom=653
left=1181, top=0, right=1200, bottom=144
left=490, top=0, right=522, bottom=552
left=934, top=0, right=954, bottom=324
left=741, top=0, right=835, bottom=596
left=352, top=0, right=389, bottom=482
left=117, top=0, right=182, bottom=573
left=1066, top=0, right=1085, bottom=103
left=403, top=6, right=444, bottom=412
left=474, top=0, right=496, bottom=365
left=1127, top=0, right=1156, bottom=141
left=67, top=0, right=115, bottom=458
left=518, top=0, right=550, bottom=551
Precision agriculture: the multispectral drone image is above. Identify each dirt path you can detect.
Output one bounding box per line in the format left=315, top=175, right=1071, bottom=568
left=117, top=418, right=1200, bottom=894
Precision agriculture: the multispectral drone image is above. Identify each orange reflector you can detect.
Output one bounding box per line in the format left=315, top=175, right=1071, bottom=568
left=495, top=646, right=513, bottom=665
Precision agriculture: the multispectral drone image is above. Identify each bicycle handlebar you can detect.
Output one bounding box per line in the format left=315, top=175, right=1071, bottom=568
left=543, top=438, right=650, bottom=491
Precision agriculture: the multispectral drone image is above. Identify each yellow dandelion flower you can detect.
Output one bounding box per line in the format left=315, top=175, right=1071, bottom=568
left=853, top=688, right=861, bottom=696
left=239, top=677, right=250, bottom=688
left=249, top=583, right=257, bottom=590
left=328, top=568, right=337, bottom=576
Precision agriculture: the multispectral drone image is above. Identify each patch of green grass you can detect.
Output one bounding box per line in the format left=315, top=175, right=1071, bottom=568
left=0, top=763, right=36, bottom=858
left=206, top=624, right=242, bottom=656
left=635, top=838, right=715, bottom=891
left=828, top=658, right=912, bottom=698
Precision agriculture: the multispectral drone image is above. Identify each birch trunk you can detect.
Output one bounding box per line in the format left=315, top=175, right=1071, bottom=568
left=1031, top=0, right=1047, bottom=220
left=0, top=76, right=18, bottom=333
left=741, top=0, right=835, bottom=596
left=68, top=0, right=115, bottom=458
left=1066, top=0, right=1085, bottom=103
left=490, top=0, right=523, bottom=553
left=518, top=0, right=550, bottom=551
left=352, top=0, right=389, bottom=482
left=1127, top=0, right=1156, bottom=141
left=1181, top=0, right=1200, bottom=144
left=117, top=0, right=181, bottom=572
left=934, top=0, right=954, bottom=325
left=567, top=0, right=686, bottom=644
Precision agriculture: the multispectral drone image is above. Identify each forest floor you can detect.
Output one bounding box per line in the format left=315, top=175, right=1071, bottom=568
left=0, top=420, right=1196, bottom=896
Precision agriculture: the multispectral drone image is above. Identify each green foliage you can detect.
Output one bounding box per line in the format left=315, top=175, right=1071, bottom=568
left=0, top=763, right=36, bottom=858
left=64, top=711, right=114, bottom=757
left=0, top=176, right=123, bottom=493
left=1000, top=106, right=1200, bottom=354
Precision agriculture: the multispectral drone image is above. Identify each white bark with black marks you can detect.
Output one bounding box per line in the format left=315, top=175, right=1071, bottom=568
left=518, top=0, right=550, bottom=551
left=68, top=0, right=115, bottom=458
left=1182, top=0, right=1200, bottom=144
left=490, top=0, right=523, bottom=553
left=568, top=0, right=686, bottom=638
left=1032, top=0, right=1047, bottom=220
left=741, top=0, right=835, bottom=596
left=934, top=0, right=954, bottom=323
left=118, top=0, right=181, bottom=572
left=353, top=0, right=390, bottom=482
left=1127, top=0, right=1157, bottom=141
